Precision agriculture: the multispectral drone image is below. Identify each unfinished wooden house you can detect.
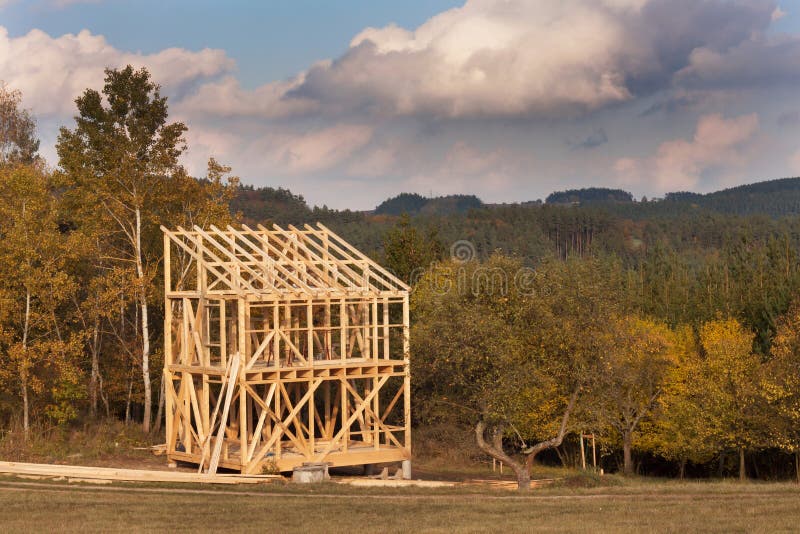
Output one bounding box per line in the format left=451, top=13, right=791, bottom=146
left=161, top=223, right=411, bottom=475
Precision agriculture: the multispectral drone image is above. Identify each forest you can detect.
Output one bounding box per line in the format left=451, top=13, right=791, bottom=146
left=2, top=66, right=800, bottom=489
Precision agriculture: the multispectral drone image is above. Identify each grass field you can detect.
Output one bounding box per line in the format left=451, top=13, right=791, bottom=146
left=1, top=476, right=798, bottom=533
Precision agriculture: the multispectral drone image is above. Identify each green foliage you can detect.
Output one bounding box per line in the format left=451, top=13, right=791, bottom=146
left=233, top=184, right=311, bottom=225
left=0, top=82, right=39, bottom=165
left=382, top=215, right=444, bottom=283
left=546, top=187, right=634, bottom=204
left=375, top=193, right=428, bottom=215
left=0, top=164, right=83, bottom=431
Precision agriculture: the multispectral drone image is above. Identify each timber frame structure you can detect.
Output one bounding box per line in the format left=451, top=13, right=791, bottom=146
left=162, top=223, right=411, bottom=474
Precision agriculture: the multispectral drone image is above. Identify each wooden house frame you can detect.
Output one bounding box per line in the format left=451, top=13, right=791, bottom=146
left=161, top=223, right=411, bottom=475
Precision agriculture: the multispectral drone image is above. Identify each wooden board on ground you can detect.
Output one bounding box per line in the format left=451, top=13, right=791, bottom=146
left=0, top=461, right=281, bottom=485
left=335, top=477, right=454, bottom=488
left=462, top=478, right=561, bottom=490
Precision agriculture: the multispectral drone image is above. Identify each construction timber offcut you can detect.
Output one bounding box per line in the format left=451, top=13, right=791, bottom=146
left=161, top=223, right=411, bottom=475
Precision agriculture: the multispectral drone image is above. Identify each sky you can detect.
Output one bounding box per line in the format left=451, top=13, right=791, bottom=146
left=2, top=0, right=800, bottom=209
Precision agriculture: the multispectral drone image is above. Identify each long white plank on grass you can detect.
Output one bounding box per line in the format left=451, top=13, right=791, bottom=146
left=0, top=461, right=280, bottom=484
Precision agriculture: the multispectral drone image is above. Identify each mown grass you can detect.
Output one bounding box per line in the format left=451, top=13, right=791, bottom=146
left=1, top=423, right=798, bottom=532
left=0, top=476, right=798, bottom=533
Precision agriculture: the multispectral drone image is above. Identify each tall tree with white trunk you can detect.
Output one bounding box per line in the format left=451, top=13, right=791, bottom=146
left=56, top=66, right=189, bottom=433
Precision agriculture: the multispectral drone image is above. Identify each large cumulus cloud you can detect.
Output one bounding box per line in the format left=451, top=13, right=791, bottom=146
left=280, top=0, right=780, bottom=119
left=0, top=26, right=234, bottom=117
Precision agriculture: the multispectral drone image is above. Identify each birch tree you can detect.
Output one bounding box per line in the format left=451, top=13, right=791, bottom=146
left=56, top=66, right=189, bottom=432
left=0, top=164, right=82, bottom=436
left=0, top=81, right=39, bottom=165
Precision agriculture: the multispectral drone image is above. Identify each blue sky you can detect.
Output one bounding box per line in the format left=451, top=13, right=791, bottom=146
left=2, top=0, right=800, bottom=209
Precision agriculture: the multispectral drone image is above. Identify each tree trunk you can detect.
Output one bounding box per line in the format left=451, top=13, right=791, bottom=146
left=739, top=447, right=746, bottom=482
left=622, top=430, right=633, bottom=476
left=795, top=450, right=799, bottom=485
left=525, top=387, right=579, bottom=475
left=21, top=288, right=31, bottom=440
left=135, top=207, right=152, bottom=433
left=475, top=420, right=530, bottom=491
left=89, top=316, right=100, bottom=417
left=125, top=377, right=133, bottom=425
left=679, top=458, right=687, bottom=480
left=554, top=446, right=567, bottom=467
left=21, top=375, right=29, bottom=440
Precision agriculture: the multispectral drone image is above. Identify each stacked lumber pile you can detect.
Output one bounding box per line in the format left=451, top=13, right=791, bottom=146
left=0, top=461, right=281, bottom=485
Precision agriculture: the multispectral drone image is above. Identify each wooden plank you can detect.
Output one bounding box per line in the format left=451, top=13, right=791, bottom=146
left=0, top=461, right=279, bottom=484
left=208, top=354, right=240, bottom=475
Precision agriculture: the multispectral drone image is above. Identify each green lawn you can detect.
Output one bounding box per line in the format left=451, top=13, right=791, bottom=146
left=0, top=477, right=798, bottom=533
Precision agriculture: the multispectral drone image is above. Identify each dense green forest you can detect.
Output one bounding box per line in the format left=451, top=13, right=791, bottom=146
left=3, top=67, right=800, bottom=487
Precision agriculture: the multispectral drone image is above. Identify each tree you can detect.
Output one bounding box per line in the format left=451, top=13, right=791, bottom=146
left=766, top=298, right=800, bottom=482
left=641, top=326, right=716, bottom=478
left=383, top=214, right=443, bottom=283
left=412, top=254, right=625, bottom=489
left=0, top=164, right=82, bottom=436
left=583, top=315, right=677, bottom=475
left=519, top=255, right=629, bottom=472
left=698, top=317, right=767, bottom=480
left=56, top=66, right=237, bottom=432
left=0, top=81, right=39, bottom=165
left=412, top=255, right=533, bottom=489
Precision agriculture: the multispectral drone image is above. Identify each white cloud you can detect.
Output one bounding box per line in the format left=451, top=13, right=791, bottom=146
left=175, top=75, right=318, bottom=120
left=276, top=124, right=373, bottom=174
left=0, top=27, right=233, bottom=117
left=297, top=0, right=643, bottom=118
left=615, top=113, right=760, bottom=191
left=675, top=35, right=800, bottom=89
left=283, top=0, right=778, bottom=120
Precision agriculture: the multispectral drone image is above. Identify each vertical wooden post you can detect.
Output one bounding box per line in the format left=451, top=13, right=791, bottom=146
left=163, top=233, right=173, bottom=453
left=341, top=377, right=348, bottom=452
left=382, top=297, right=389, bottom=359
left=372, top=297, right=379, bottom=447
left=340, top=298, right=347, bottom=361
left=307, top=299, right=314, bottom=364
left=238, top=299, right=247, bottom=469
left=402, top=294, right=411, bottom=452
left=275, top=376, right=282, bottom=460
left=307, top=299, right=315, bottom=454
left=284, top=303, right=291, bottom=364
left=181, top=298, right=191, bottom=453
left=325, top=299, right=332, bottom=359
left=219, top=299, right=227, bottom=367
left=273, top=302, right=280, bottom=367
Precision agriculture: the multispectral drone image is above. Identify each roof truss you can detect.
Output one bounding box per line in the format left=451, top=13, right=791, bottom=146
left=162, top=223, right=409, bottom=297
